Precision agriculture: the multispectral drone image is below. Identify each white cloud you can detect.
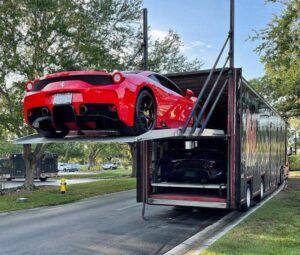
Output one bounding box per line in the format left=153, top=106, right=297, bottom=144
left=181, top=40, right=212, bottom=55
left=149, top=29, right=212, bottom=61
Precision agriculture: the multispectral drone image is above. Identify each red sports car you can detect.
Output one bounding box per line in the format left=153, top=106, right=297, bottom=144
left=23, top=70, right=200, bottom=138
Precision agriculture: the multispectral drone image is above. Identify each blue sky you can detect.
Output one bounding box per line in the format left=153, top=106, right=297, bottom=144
left=143, top=0, right=283, bottom=79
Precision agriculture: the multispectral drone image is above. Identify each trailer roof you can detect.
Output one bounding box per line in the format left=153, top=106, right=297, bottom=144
left=167, top=68, right=286, bottom=122
left=166, top=68, right=231, bottom=105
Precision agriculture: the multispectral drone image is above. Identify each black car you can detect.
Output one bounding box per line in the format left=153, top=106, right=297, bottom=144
left=160, top=149, right=226, bottom=183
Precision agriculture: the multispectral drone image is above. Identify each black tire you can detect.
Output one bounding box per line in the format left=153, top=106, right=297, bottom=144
left=39, top=177, right=47, bottom=182
left=123, top=90, right=156, bottom=135
left=6, top=178, right=12, bottom=181
left=257, top=179, right=264, bottom=202
left=241, top=184, right=252, bottom=211
left=37, top=128, right=69, bottom=138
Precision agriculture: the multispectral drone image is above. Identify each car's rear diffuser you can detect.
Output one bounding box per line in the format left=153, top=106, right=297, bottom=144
left=12, top=128, right=226, bottom=145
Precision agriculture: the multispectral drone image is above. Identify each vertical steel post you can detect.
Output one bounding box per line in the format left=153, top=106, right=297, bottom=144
left=143, top=8, right=148, bottom=71
left=228, top=0, right=236, bottom=209
left=229, top=0, right=234, bottom=68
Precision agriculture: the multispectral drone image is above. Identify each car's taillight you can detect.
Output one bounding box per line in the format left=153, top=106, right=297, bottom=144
left=26, top=81, right=34, bottom=92
left=112, top=72, right=125, bottom=84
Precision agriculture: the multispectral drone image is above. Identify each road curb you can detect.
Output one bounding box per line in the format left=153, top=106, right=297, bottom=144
left=164, top=183, right=285, bottom=255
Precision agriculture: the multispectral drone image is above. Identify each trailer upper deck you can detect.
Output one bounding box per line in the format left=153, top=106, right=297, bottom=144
left=13, top=128, right=226, bottom=145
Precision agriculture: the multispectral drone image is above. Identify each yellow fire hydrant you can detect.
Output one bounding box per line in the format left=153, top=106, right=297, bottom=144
left=60, top=177, right=67, bottom=194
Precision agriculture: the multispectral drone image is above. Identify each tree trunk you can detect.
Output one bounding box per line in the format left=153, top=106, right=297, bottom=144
left=23, top=143, right=50, bottom=190
left=23, top=144, right=35, bottom=190
left=88, top=155, right=96, bottom=168
left=129, top=143, right=137, bottom=177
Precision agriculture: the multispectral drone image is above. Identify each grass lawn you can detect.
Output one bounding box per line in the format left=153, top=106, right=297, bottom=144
left=58, top=168, right=132, bottom=179
left=202, top=171, right=300, bottom=255
left=0, top=178, right=135, bottom=213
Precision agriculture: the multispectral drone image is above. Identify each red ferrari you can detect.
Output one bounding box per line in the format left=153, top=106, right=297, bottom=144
left=23, top=70, right=199, bottom=138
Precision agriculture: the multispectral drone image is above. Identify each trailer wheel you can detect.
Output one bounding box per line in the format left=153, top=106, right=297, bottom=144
left=242, top=184, right=252, bottom=211
left=39, top=177, right=48, bottom=182
left=258, top=179, right=264, bottom=201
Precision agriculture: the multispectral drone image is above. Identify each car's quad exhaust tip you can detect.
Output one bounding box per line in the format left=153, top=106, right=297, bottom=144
left=80, top=104, right=88, bottom=114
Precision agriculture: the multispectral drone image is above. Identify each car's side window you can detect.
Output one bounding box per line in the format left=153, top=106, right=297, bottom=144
left=148, top=74, right=183, bottom=95
left=148, top=74, right=161, bottom=84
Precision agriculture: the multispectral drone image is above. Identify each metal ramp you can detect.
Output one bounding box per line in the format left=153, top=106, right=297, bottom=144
left=12, top=128, right=225, bottom=145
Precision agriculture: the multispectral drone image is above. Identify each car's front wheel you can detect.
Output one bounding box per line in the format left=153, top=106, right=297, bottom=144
left=123, top=90, right=156, bottom=135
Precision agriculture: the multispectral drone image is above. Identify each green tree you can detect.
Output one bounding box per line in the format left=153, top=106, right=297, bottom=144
left=250, top=0, right=300, bottom=118
left=48, top=143, right=85, bottom=163
left=126, top=29, right=203, bottom=72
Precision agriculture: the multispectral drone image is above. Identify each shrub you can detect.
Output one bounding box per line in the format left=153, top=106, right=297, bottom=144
left=288, top=155, right=300, bottom=171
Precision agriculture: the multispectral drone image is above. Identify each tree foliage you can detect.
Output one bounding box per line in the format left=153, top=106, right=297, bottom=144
left=126, top=29, right=203, bottom=73
left=250, top=0, right=300, bottom=118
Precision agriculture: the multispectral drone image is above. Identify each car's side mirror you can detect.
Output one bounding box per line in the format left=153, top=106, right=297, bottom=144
left=186, top=89, right=194, bottom=98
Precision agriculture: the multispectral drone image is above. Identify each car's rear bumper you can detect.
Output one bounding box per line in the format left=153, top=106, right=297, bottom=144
left=28, top=104, right=124, bottom=131
left=24, top=88, right=135, bottom=131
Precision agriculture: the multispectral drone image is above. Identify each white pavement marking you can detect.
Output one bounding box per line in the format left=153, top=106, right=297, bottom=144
left=164, top=183, right=285, bottom=255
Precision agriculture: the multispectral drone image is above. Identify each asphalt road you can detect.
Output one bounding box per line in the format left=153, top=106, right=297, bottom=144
left=0, top=190, right=229, bottom=255
left=1, top=178, right=100, bottom=189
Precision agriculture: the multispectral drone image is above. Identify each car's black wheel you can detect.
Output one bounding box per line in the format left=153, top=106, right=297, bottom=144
left=241, top=184, right=252, bottom=211
left=39, top=177, right=47, bottom=182
left=123, top=90, right=156, bottom=135
left=37, top=128, right=69, bottom=138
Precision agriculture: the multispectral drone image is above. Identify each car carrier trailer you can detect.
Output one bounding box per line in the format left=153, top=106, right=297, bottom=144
left=12, top=0, right=288, bottom=212
left=13, top=69, right=288, bottom=211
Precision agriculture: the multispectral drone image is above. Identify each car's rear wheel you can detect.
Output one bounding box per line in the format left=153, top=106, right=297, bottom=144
left=37, top=128, right=69, bottom=138
left=123, top=90, right=156, bottom=135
